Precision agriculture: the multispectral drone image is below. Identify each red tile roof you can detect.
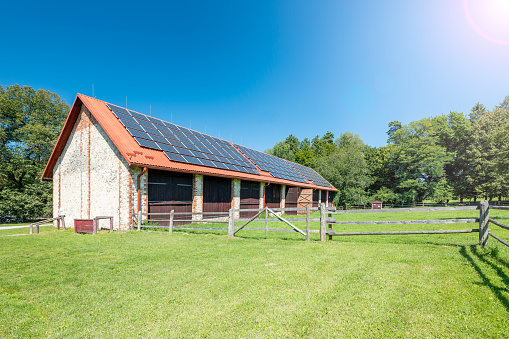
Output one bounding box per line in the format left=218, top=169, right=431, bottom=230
left=42, top=94, right=337, bottom=191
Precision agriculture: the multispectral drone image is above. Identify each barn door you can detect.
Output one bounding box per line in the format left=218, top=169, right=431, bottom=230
left=298, top=189, right=313, bottom=214
left=148, top=170, right=193, bottom=225
left=240, top=181, right=260, bottom=218
left=285, top=186, right=299, bottom=215
left=265, top=184, right=281, bottom=209
left=203, top=176, right=232, bottom=218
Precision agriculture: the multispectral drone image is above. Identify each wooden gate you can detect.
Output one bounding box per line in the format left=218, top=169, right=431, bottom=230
left=203, top=176, right=232, bottom=218
left=148, top=169, right=193, bottom=225
left=297, top=188, right=313, bottom=214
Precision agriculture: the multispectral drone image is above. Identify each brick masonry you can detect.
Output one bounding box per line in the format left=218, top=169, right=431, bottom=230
left=192, top=174, right=203, bottom=221
left=259, top=182, right=265, bottom=208
left=53, top=105, right=141, bottom=230
left=280, top=184, right=286, bottom=208
left=231, top=179, right=240, bottom=218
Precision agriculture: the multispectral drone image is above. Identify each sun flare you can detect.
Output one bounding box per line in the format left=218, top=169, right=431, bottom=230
left=464, top=0, right=509, bottom=45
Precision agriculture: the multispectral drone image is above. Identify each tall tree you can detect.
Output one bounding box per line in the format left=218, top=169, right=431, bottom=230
left=315, top=132, right=371, bottom=206
left=0, top=85, right=68, bottom=220
left=465, top=101, right=509, bottom=200
left=389, top=118, right=453, bottom=202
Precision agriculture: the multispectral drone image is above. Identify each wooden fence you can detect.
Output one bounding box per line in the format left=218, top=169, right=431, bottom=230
left=136, top=201, right=509, bottom=248
left=137, top=206, right=334, bottom=241
left=326, top=200, right=509, bottom=248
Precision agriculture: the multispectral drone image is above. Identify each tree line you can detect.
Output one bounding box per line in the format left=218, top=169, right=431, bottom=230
left=267, top=96, right=509, bottom=207
left=1, top=84, right=507, bottom=220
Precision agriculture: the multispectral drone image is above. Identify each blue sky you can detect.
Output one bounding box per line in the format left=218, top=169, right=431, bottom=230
left=2, top=0, right=509, bottom=151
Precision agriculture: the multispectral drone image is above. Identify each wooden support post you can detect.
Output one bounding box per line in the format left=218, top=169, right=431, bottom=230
left=57, top=218, right=60, bottom=230
left=306, top=205, right=310, bottom=241
left=30, top=224, right=33, bottom=235
left=169, top=210, right=174, bottom=233
left=328, top=212, right=332, bottom=240
left=228, top=208, right=234, bottom=237
left=93, top=218, right=97, bottom=235
left=320, top=203, right=326, bottom=242
left=265, top=207, right=268, bottom=234
left=61, top=216, right=66, bottom=230
left=479, top=200, right=489, bottom=247
left=138, top=210, right=142, bottom=231
left=109, top=217, right=113, bottom=232
left=36, top=224, right=39, bottom=234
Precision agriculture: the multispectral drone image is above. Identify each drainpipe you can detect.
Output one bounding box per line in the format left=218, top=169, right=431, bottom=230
left=137, top=167, right=147, bottom=213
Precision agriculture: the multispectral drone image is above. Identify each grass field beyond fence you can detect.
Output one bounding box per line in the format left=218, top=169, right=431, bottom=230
left=1, top=209, right=509, bottom=338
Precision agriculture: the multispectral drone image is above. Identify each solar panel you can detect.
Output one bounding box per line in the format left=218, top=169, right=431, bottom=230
left=234, top=144, right=308, bottom=184
left=287, top=161, right=332, bottom=188
left=106, top=103, right=260, bottom=175
left=134, top=137, right=159, bottom=150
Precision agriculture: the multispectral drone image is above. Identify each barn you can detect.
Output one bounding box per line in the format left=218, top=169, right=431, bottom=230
left=42, top=94, right=337, bottom=230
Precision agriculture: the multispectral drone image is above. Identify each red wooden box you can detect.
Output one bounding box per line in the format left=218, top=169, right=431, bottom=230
left=74, top=219, right=94, bottom=234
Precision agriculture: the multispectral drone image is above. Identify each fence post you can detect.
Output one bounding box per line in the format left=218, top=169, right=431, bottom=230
left=93, top=218, right=97, bottom=235
left=479, top=200, right=489, bottom=247
left=36, top=223, right=40, bottom=234
left=30, top=224, right=33, bottom=235
left=137, top=210, right=142, bottom=231
left=320, top=203, right=326, bottom=242
left=228, top=208, right=234, bottom=237
left=169, top=210, right=174, bottom=233
left=306, top=205, right=310, bottom=241
left=61, top=216, right=66, bottom=230
left=57, top=218, right=60, bottom=230
left=265, top=206, right=268, bottom=234
left=109, top=217, right=113, bottom=232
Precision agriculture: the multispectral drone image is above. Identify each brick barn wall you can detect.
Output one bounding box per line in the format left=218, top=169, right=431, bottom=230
left=53, top=105, right=137, bottom=230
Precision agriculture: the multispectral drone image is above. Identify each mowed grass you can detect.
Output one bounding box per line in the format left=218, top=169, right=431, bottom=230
left=1, top=209, right=509, bottom=338
left=0, top=224, right=55, bottom=236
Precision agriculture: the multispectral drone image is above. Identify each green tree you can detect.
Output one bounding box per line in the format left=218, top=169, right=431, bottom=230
left=465, top=101, right=509, bottom=200
left=389, top=118, right=453, bottom=202
left=271, top=141, right=295, bottom=161
left=0, top=84, right=68, bottom=220
left=365, top=145, right=397, bottom=196
left=315, top=132, right=371, bottom=206
left=432, top=111, right=473, bottom=201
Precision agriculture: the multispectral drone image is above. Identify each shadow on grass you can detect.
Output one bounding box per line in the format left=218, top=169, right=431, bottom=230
left=460, top=244, right=509, bottom=313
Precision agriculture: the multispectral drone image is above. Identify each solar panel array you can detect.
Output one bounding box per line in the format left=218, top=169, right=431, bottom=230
left=234, top=145, right=308, bottom=184
left=106, top=103, right=259, bottom=175
left=287, top=161, right=333, bottom=188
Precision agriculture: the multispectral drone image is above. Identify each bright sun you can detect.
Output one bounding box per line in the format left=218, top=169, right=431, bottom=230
left=464, top=0, right=509, bottom=45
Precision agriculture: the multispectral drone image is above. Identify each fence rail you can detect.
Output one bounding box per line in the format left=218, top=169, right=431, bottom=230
left=329, top=206, right=479, bottom=214
left=135, top=201, right=509, bottom=248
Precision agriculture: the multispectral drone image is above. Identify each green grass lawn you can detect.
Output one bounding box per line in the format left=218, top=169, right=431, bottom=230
left=0, top=224, right=55, bottom=236
left=1, top=209, right=509, bottom=338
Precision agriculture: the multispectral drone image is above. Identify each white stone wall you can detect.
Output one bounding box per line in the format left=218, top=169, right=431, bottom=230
left=53, top=105, right=139, bottom=230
